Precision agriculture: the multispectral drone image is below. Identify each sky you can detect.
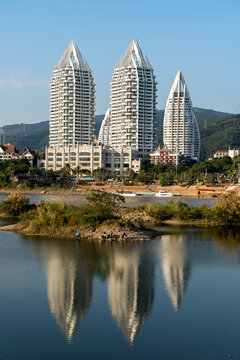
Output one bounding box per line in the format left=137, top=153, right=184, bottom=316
left=0, top=0, right=239, bottom=125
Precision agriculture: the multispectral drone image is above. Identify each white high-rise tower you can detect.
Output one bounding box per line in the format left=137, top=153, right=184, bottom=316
left=49, top=41, right=95, bottom=148
left=110, top=39, right=157, bottom=153
left=98, top=108, right=111, bottom=146
left=163, top=70, right=200, bottom=160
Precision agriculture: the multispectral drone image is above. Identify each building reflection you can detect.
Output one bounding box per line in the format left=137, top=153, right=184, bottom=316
left=32, top=240, right=93, bottom=342
left=107, top=244, right=154, bottom=344
left=47, top=251, right=92, bottom=341
left=159, top=235, right=191, bottom=311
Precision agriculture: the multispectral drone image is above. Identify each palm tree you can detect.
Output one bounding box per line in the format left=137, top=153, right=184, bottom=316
left=72, top=165, right=82, bottom=181
left=60, top=163, right=71, bottom=180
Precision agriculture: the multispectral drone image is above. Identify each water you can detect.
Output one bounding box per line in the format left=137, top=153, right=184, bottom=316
left=0, top=227, right=240, bottom=359
left=0, top=192, right=215, bottom=207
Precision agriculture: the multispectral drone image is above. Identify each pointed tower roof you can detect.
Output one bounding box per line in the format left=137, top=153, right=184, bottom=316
left=169, top=70, right=190, bottom=98
left=116, top=38, right=151, bottom=69
left=56, top=40, right=91, bottom=71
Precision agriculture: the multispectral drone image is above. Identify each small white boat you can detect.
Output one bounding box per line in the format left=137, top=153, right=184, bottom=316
left=155, top=190, right=173, bottom=198
left=121, top=192, right=137, bottom=197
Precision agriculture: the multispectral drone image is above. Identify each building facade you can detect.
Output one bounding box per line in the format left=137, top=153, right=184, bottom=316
left=149, top=145, right=185, bottom=165
left=49, top=40, right=95, bottom=148
left=18, top=146, right=38, bottom=166
left=45, top=145, right=141, bottom=174
left=0, top=145, right=18, bottom=161
left=110, top=38, right=157, bottom=153
left=163, top=70, right=200, bottom=160
left=0, top=128, right=5, bottom=145
left=98, top=109, right=111, bottom=146
left=213, top=146, right=240, bottom=159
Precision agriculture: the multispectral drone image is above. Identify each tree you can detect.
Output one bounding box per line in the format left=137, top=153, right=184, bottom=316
left=93, top=168, right=112, bottom=181
left=135, top=170, right=152, bottom=183
left=60, top=163, right=71, bottom=180
left=72, top=165, right=82, bottom=180
left=122, top=168, right=136, bottom=182
left=29, top=167, right=44, bottom=175
left=158, top=175, right=168, bottom=186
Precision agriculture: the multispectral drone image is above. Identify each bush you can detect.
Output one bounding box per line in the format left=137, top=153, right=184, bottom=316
left=168, top=202, right=190, bottom=220
left=144, top=201, right=214, bottom=222
left=214, top=191, right=240, bottom=224
left=145, top=204, right=172, bottom=221
left=20, top=201, right=117, bottom=233
left=0, top=193, right=32, bottom=216
left=86, top=190, right=125, bottom=208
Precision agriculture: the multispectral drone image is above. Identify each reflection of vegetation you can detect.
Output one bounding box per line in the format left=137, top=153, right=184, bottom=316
left=203, top=227, right=240, bottom=250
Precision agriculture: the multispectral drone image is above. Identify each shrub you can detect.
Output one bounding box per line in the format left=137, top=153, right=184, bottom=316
left=20, top=201, right=117, bottom=232
left=0, top=192, right=32, bottom=216
left=145, top=204, right=172, bottom=221
left=214, top=191, right=240, bottom=224
left=86, top=190, right=125, bottom=208
left=168, top=202, right=190, bottom=220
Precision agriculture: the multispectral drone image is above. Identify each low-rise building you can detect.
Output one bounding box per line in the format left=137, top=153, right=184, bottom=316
left=149, top=145, right=185, bottom=165
left=18, top=146, right=38, bottom=166
left=0, top=144, right=18, bottom=161
left=45, top=145, right=142, bottom=174
left=213, top=147, right=240, bottom=159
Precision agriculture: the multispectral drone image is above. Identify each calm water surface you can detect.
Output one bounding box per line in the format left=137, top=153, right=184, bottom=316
left=1, top=227, right=240, bottom=359
left=0, top=193, right=215, bottom=207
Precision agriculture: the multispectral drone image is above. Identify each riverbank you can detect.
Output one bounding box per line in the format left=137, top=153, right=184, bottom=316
left=0, top=182, right=234, bottom=198
left=0, top=191, right=239, bottom=242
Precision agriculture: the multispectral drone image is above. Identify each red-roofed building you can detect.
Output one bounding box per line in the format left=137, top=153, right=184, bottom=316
left=0, top=144, right=18, bottom=161
left=149, top=145, right=185, bottom=165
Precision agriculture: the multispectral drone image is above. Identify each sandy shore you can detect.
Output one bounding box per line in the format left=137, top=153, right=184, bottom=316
left=0, top=183, right=236, bottom=198
left=0, top=222, right=156, bottom=242
left=79, top=183, right=228, bottom=198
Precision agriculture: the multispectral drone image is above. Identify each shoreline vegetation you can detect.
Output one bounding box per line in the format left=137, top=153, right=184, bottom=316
left=0, top=191, right=240, bottom=241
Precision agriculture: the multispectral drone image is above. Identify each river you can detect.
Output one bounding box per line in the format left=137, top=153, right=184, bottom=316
left=0, top=226, right=240, bottom=359
left=0, top=192, right=215, bottom=207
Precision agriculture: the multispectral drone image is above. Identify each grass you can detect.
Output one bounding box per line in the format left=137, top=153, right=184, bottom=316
left=25, top=233, right=47, bottom=236
left=19, top=201, right=118, bottom=234
left=1, top=191, right=240, bottom=238
left=139, top=193, right=240, bottom=225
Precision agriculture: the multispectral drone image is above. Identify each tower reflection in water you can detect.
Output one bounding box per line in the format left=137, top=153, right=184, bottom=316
left=159, top=234, right=191, bottom=311
left=35, top=240, right=93, bottom=342
left=31, top=235, right=192, bottom=343
left=107, top=244, right=154, bottom=344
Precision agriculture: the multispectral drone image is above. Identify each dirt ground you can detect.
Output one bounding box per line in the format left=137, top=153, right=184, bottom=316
left=76, top=183, right=229, bottom=198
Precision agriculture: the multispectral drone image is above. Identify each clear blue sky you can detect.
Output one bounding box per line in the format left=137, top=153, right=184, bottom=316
left=0, top=0, right=239, bottom=125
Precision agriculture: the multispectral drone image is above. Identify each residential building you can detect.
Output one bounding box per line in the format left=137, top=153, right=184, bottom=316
left=163, top=70, right=200, bottom=160
left=0, top=128, right=5, bottom=145
left=0, top=144, right=18, bottom=161
left=98, top=109, right=111, bottom=146
left=18, top=146, right=38, bottom=166
left=110, top=38, right=157, bottom=154
left=149, top=145, right=186, bottom=165
left=213, top=146, right=240, bottom=159
left=45, top=145, right=141, bottom=174
left=49, top=40, right=95, bottom=148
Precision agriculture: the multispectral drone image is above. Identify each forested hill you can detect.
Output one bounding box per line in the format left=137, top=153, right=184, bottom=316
left=2, top=108, right=236, bottom=159
left=199, top=114, right=240, bottom=159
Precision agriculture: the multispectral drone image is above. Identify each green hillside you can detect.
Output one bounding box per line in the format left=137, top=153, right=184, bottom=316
left=199, top=114, right=240, bottom=159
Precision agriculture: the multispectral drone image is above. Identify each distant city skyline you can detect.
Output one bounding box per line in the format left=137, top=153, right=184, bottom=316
left=0, top=0, right=239, bottom=125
